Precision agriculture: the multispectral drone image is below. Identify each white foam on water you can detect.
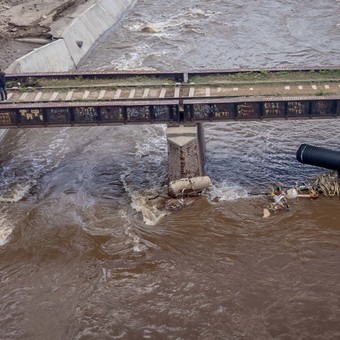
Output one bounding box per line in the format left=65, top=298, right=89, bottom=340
left=0, top=211, right=14, bottom=246
left=125, top=17, right=184, bottom=34
left=208, top=180, right=249, bottom=202
left=0, top=128, right=71, bottom=203
left=0, top=181, right=34, bottom=203
left=125, top=229, right=148, bottom=253
left=131, top=191, right=168, bottom=226
left=0, top=128, right=73, bottom=245
left=120, top=168, right=168, bottom=226
left=93, top=5, right=223, bottom=72
left=134, top=124, right=167, bottom=161
left=110, top=47, right=158, bottom=71
left=187, top=7, right=221, bottom=18
left=119, top=125, right=169, bottom=226
left=125, top=6, right=220, bottom=38
left=0, top=129, right=7, bottom=142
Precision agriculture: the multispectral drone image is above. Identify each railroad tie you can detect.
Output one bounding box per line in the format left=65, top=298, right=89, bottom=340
left=83, top=91, right=90, bottom=100
left=34, top=92, right=43, bottom=101
left=19, top=92, right=28, bottom=101
left=159, top=88, right=166, bottom=98
left=129, top=89, right=135, bottom=99
left=98, top=90, right=106, bottom=100
left=143, top=88, right=150, bottom=98
left=65, top=90, right=74, bottom=101
left=50, top=92, right=59, bottom=101
left=114, top=89, right=121, bottom=99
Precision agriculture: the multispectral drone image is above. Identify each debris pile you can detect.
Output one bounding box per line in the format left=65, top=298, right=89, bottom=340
left=305, top=171, right=340, bottom=197
left=263, top=181, right=318, bottom=218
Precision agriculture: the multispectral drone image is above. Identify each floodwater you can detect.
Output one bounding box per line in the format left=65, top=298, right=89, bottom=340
left=1, top=0, right=340, bottom=339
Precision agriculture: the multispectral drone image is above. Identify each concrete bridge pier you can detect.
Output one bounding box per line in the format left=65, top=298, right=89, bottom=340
left=166, top=123, right=206, bottom=182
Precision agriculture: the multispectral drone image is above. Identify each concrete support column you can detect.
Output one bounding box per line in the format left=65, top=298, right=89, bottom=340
left=166, top=123, right=206, bottom=182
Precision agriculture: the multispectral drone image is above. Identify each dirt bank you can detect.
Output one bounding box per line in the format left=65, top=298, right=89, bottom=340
left=0, top=0, right=95, bottom=70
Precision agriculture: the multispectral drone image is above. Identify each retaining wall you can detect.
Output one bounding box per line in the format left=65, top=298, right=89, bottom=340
left=6, top=0, right=136, bottom=73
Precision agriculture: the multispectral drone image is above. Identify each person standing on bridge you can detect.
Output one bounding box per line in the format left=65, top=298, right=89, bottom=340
left=0, top=68, right=7, bottom=101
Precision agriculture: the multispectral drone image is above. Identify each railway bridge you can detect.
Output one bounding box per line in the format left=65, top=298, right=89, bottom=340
left=1, top=67, right=340, bottom=181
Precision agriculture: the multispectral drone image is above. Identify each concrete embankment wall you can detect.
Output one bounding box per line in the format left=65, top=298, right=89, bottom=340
left=6, top=0, right=136, bottom=73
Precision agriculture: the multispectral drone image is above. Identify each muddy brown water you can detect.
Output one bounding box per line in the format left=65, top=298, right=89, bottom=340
left=1, top=0, right=340, bottom=339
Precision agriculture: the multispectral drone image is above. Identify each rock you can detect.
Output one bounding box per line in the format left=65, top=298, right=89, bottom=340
left=141, top=26, right=157, bottom=33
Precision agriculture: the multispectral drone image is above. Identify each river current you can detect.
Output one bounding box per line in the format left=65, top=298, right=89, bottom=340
left=1, top=0, right=340, bottom=339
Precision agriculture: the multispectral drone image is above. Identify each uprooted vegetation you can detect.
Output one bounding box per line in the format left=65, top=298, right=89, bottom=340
left=303, top=171, right=340, bottom=197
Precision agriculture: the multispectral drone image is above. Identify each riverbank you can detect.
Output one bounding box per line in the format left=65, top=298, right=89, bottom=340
left=1, top=0, right=137, bottom=73
left=0, top=0, right=100, bottom=70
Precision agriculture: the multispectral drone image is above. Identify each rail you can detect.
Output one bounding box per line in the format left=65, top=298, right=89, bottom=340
left=0, top=67, right=339, bottom=128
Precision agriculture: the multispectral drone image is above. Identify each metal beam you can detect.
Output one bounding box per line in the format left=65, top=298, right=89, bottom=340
left=0, top=100, right=180, bottom=128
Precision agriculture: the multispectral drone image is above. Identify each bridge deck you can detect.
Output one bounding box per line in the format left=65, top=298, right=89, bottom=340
left=4, top=70, right=340, bottom=103
left=0, top=69, right=340, bottom=127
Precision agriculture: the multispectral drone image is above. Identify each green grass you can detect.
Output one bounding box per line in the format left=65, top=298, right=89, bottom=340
left=37, top=75, right=175, bottom=88
left=189, top=70, right=340, bottom=84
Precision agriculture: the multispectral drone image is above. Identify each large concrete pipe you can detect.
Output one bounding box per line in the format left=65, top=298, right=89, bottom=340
left=296, top=144, right=340, bottom=170
left=169, top=176, right=212, bottom=198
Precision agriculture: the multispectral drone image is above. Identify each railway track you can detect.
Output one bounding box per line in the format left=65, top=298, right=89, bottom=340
left=0, top=68, right=339, bottom=128
left=3, top=68, right=340, bottom=104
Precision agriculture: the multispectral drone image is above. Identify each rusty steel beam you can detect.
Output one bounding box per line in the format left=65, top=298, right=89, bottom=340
left=0, top=100, right=180, bottom=128
left=188, top=66, right=340, bottom=77
left=0, top=96, right=339, bottom=128
left=6, top=70, right=185, bottom=82
left=183, top=96, right=340, bottom=122
left=5, top=66, right=340, bottom=83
